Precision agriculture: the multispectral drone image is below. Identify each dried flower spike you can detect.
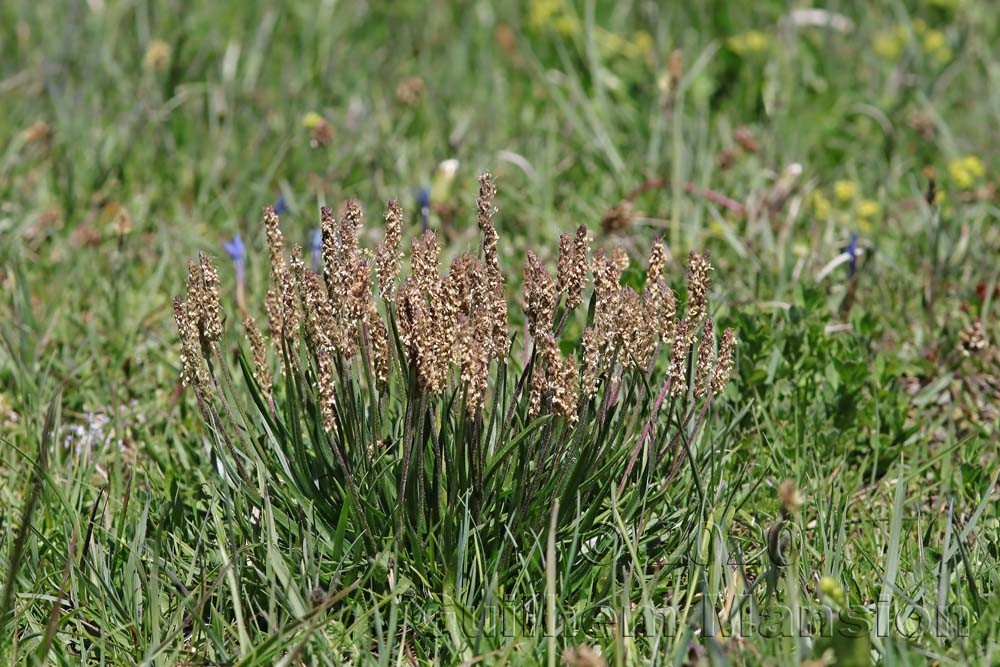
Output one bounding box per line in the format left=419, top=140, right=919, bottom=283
left=377, top=199, right=403, bottom=300
left=244, top=315, right=272, bottom=397
left=557, top=226, right=590, bottom=312
left=460, top=310, right=491, bottom=416
left=778, top=479, right=803, bottom=515
left=711, top=328, right=737, bottom=394
left=551, top=354, right=580, bottom=423
left=316, top=347, right=337, bottom=432
left=198, top=252, right=224, bottom=341
left=686, top=251, right=712, bottom=331
left=174, top=296, right=209, bottom=394
left=647, top=238, right=667, bottom=284
left=264, top=206, right=286, bottom=288
left=477, top=173, right=500, bottom=276
left=524, top=251, right=556, bottom=338
left=668, top=318, right=690, bottom=398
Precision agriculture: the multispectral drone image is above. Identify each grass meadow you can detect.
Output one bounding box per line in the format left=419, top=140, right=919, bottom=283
left=1, top=1, right=999, bottom=664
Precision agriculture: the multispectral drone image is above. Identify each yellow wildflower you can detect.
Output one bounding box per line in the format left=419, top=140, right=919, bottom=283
left=302, top=111, right=325, bottom=129
left=833, top=180, right=858, bottom=203
left=596, top=29, right=627, bottom=56
left=727, top=31, right=771, bottom=55
left=873, top=30, right=902, bottom=60
left=911, top=19, right=928, bottom=35
left=922, top=30, right=946, bottom=54
left=628, top=30, right=654, bottom=61
left=857, top=199, right=881, bottom=219
left=528, top=0, right=560, bottom=30
left=962, top=155, right=985, bottom=178
left=553, top=14, right=580, bottom=37
left=949, top=156, right=985, bottom=190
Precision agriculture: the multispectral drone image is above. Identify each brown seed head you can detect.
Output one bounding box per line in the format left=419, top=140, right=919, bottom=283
left=377, top=199, right=403, bottom=300
left=460, top=309, right=492, bottom=416
left=592, top=250, right=624, bottom=359
left=601, top=200, right=636, bottom=234
left=645, top=279, right=677, bottom=341
left=557, top=226, right=590, bottom=311
left=612, top=247, right=629, bottom=273
left=243, top=315, right=272, bottom=398
left=395, top=279, right=419, bottom=355
left=668, top=318, right=690, bottom=398
left=302, top=270, right=342, bottom=356
left=173, top=296, right=210, bottom=393
left=647, top=238, right=667, bottom=284
left=685, top=251, right=712, bottom=333
left=198, top=253, right=224, bottom=341
left=556, top=233, right=572, bottom=292
left=711, top=328, right=737, bottom=394
left=264, top=206, right=286, bottom=287
left=568, top=226, right=591, bottom=310
left=524, top=251, right=556, bottom=338
left=265, top=288, right=282, bottom=338
left=552, top=354, right=580, bottom=423
left=446, top=254, right=475, bottom=319
left=411, top=230, right=441, bottom=298
left=395, top=76, right=424, bottom=106
left=778, top=479, right=803, bottom=515
left=346, top=259, right=372, bottom=325
left=619, top=287, right=656, bottom=367
left=477, top=173, right=500, bottom=276
left=535, top=330, right=559, bottom=366
left=340, top=199, right=363, bottom=257
left=279, top=268, right=300, bottom=342
left=185, top=259, right=205, bottom=326
left=315, top=346, right=337, bottom=432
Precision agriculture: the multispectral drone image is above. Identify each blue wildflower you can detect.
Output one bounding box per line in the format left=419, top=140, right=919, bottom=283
left=273, top=195, right=288, bottom=215
left=416, top=186, right=430, bottom=232
left=308, top=228, right=323, bottom=272
left=842, top=233, right=859, bottom=277
left=223, top=233, right=247, bottom=312
left=223, top=233, right=246, bottom=282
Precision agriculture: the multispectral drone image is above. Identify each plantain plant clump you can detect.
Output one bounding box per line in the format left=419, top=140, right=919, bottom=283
left=174, top=173, right=738, bottom=656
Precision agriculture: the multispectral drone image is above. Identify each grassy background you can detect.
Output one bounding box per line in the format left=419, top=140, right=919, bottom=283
left=1, top=0, right=999, bottom=664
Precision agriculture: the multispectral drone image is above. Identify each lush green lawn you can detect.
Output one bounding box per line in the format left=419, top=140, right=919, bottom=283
left=2, top=0, right=999, bottom=664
